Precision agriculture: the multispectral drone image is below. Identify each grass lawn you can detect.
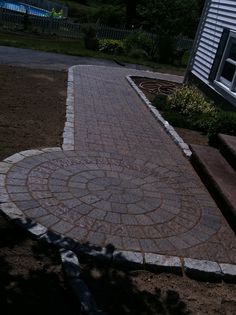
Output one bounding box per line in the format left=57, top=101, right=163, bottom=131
left=0, top=31, right=187, bottom=75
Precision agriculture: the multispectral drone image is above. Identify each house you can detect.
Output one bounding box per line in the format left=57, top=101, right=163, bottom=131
left=185, top=0, right=236, bottom=107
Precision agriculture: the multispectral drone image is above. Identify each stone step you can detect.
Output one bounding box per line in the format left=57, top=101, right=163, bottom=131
left=190, top=144, right=236, bottom=232
left=218, top=133, right=236, bottom=171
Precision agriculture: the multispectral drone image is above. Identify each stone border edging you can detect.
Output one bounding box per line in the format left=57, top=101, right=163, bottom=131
left=60, top=249, right=107, bottom=315
left=62, top=66, right=76, bottom=151
left=126, top=75, right=192, bottom=158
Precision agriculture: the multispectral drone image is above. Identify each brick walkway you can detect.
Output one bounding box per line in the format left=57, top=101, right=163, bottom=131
left=2, top=66, right=236, bottom=264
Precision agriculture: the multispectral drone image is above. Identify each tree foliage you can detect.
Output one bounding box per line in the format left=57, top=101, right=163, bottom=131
left=137, top=0, right=201, bottom=37
left=67, top=0, right=204, bottom=38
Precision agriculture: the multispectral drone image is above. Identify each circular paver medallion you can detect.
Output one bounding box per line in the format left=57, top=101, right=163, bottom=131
left=27, top=154, right=179, bottom=225
left=5, top=151, right=221, bottom=252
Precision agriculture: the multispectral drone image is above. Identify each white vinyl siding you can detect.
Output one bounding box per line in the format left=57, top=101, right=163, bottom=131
left=191, top=0, right=236, bottom=82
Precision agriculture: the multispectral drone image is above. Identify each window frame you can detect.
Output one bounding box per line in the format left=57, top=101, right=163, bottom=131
left=215, top=31, right=236, bottom=96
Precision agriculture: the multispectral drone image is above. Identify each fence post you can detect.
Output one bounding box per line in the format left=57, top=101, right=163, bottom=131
left=49, top=15, right=52, bottom=35
left=0, top=8, right=2, bottom=25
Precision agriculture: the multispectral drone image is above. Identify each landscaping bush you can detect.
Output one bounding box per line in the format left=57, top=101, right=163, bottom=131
left=124, top=31, right=152, bottom=57
left=81, top=24, right=99, bottom=50
left=157, top=32, right=175, bottom=64
left=152, top=94, right=169, bottom=111
left=127, top=48, right=148, bottom=59
left=168, top=86, right=215, bottom=117
left=153, top=93, right=209, bottom=131
left=81, top=24, right=97, bottom=38
left=152, top=85, right=216, bottom=132
left=152, top=84, right=236, bottom=144
left=208, top=111, right=236, bottom=145
left=190, top=113, right=213, bottom=133
left=99, top=39, right=124, bottom=55
left=162, top=111, right=193, bottom=129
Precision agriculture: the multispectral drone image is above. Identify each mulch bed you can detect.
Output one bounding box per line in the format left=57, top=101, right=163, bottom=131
left=0, top=66, right=235, bottom=315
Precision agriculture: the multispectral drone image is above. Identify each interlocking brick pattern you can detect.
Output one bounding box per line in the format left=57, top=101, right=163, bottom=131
left=2, top=66, right=236, bottom=264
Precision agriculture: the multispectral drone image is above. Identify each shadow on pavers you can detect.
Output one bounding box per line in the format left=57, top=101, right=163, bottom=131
left=0, top=213, right=188, bottom=315
left=0, top=214, right=80, bottom=315
left=77, top=243, right=189, bottom=315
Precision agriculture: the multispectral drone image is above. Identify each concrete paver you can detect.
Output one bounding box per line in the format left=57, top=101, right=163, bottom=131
left=1, top=65, right=236, bottom=265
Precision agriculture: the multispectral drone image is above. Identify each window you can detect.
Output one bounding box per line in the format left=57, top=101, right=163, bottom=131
left=215, top=32, right=236, bottom=94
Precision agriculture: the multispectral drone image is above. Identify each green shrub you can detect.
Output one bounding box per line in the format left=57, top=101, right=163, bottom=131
left=152, top=86, right=217, bottom=133
left=152, top=94, right=169, bottom=111
left=208, top=111, right=236, bottom=145
left=152, top=85, right=236, bottom=143
left=168, top=86, right=216, bottom=117
left=127, top=48, right=148, bottom=59
left=99, top=39, right=124, bottom=55
left=81, top=24, right=97, bottom=38
left=162, top=111, right=192, bottom=129
left=190, top=113, right=213, bottom=133
left=84, top=38, right=99, bottom=50
left=124, top=31, right=152, bottom=56
left=81, top=24, right=99, bottom=50
left=157, top=33, right=175, bottom=64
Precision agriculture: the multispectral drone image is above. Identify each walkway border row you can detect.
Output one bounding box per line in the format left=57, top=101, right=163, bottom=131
left=126, top=76, right=192, bottom=158
left=62, top=66, right=76, bottom=151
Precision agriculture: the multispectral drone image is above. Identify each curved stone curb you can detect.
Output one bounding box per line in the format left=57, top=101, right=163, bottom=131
left=62, top=66, right=76, bottom=151
left=126, top=76, right=192, bottom=158
left=60, top=249, right=107, bottom=315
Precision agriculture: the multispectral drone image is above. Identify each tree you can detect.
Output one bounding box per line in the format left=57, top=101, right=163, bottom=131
left=137, top=0, right=200, bottom=38
left=125, top=0, right=138, bottom=28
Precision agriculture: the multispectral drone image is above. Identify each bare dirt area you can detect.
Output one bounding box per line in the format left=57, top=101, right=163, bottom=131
left=0, top=65, right=67, bottom=159
left=80, top=259, right=236, bottom=315
left=0, top=65, right=235, bottom=315
left=0, top=215, right=79, bottom=314
left=0, top=65, right=79, bottom=314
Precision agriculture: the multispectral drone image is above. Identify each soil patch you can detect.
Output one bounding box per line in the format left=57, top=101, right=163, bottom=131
left=0, top=65, right=67, bottom=160
left=80, top=259, right=236, bottom=315
left=0, top=65, right=80, bottom=314
left=0, top=215, right=79, bottom=314
left=132, top=76, right=209, bottom=146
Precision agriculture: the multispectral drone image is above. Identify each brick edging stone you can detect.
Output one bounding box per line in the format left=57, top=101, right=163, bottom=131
left=126, top=75, right=192, bottom=158
left=60, top=249, right=107, bottom=315
left=62, top=65, right=76, bottom=151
